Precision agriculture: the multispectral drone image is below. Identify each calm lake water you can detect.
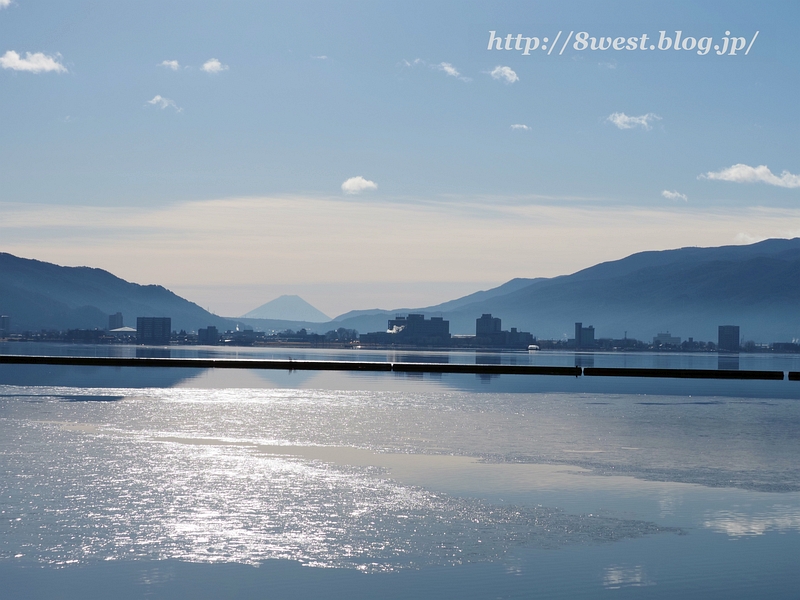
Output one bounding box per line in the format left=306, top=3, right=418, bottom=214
left=1, top=343, right=799, bottom=598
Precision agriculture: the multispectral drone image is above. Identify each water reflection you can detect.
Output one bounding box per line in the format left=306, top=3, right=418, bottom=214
left=704, top=505, right=800, bottom=537
left=136, top=348, right=172, bottom=359
left=0, top=419, right=676, bottom=571
left=394, top=353, right=449, bottom=364
left=6, top=343, right=800, bottom=373
left=475, top=353, right=501, bottom=365
left=603, top=565, right=652, bottom=589
left=0, top=364, right=199, bottom=389
left=718, top=355, right=740, bottom=370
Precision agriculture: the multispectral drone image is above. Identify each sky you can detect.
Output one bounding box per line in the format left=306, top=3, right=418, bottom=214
left=2, top=0, right=799, bottom=318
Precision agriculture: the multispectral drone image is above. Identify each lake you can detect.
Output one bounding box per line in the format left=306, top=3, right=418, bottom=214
left=1, top=344, right=799, bottom=598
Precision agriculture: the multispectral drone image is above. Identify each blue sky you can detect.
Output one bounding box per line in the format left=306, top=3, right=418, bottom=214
left=2, top=1, right=799, bottom=316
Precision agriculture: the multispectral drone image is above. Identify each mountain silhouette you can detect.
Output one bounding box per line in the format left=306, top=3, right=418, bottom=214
left=0, top=253, right=233, bottom=333
left=242, top=295, right=330, bottom=322
left=329, top=238, right=800, bottom=342
left=3, top=238, right=800, bottom=343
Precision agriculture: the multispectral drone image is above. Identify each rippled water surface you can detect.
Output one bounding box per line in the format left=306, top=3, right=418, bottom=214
left=1, top=348, right=799, bottom=598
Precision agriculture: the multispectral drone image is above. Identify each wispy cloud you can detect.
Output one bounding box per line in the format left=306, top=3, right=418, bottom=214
left=662, top=190, right=687, bottom=201
left=510, top=124, right=530, bottom=131
left=159, top=59, right=180, bottom=71
left=0, top=0, right=12, bottom=9
left=701, top=164, right=800, bottom=188
left=400, top=58, right=425, bottom=68
left=606, top=112, right=661, bottom=130
left=434, top=62, right=471, bottom=82
left=341, top=176, right=377, bottom=194
left=201, top=58, right=228, bottom=74
left=489, top=65, right=518, bottom=84
left=311, top=55, right=328, bottom=60
left=399, top=59, right=471, bottom=81
left=0, top=50, right=67, bottom=73
left=146, top=95, right=182, bottom=112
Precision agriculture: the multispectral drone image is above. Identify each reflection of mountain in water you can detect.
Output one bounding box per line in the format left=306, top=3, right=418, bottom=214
left=253, top=368, right=318, bottom=388
left=0, top=364, right=200, bottom=389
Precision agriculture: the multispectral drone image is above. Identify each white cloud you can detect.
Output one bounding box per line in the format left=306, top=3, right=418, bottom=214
left=510, top=124, right=530, bottom=131
left=0, top=50, right=67, bottom=73
left=437, top=62, right=459, bottom=77
left=201, top=58, right=228, bottom=74
left=429, top=62, right=470, bottom=82
left=341, top=176, right=378, bottom=194
left=311, top=55, right=328, bottom=60
left=606, top=112, right=661, bottom=130
left=400, top=59, right=472, bottom=81
left=146, top=95, right=182, bottom=112
left=0, top=0, right=12, bottom=8
left=159, top=60, right=180, bottom=71
left=701, top=164, right=800, bottom=188
left=662, top=190, right=687, bottom=201
left=489, top=65, right=518, bottom=84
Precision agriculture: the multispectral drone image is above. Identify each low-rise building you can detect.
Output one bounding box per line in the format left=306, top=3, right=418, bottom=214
left=653, top=332, right=681, bottom=347
left=361, top=314, right=450, bottom=346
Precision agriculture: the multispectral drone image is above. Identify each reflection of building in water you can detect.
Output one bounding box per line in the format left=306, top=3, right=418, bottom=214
left=718, top=355, right=739, bottom=370
left=718, top=325, right=740, bottom=353
left=574, top=322, right=595, bottom=349
left=0, top=315, right=9, bottom=337
left=108, top=312, right=124, bottom=330
left=136, top=317, right=172, bottom=345
left=653, top=332, right=681, bottom=347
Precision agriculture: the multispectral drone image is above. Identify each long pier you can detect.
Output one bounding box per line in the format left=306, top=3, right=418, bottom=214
left=0, top=355, right=796, bottom=380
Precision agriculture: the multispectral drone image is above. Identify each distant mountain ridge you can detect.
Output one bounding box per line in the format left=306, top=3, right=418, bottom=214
left=242, top=295, right=330, bottom=322
left=0, top=253, right=233, bottom=333
left=327, top=238, right=800, bottom=342
left=3, top=238, right=800, bottom=342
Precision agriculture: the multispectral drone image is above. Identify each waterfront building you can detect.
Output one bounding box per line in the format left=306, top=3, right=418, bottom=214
left=718, top=325, right=740, bottom=353
left=653, top=332, right=681, bottom=347
left=475, top=314, right=534, bottom=349
left=361, top=314, right=450, bottom=346
left=0, top=315, right=9, bottom=337
left=574, top=322, right=596, bottom=349
left=198, top=326, right=219, bottom=345
left=476, top=314, right=502, bottom=336
left=136, top=317, right=172, bottom=345
left=108, top=312, right=124, bottom=330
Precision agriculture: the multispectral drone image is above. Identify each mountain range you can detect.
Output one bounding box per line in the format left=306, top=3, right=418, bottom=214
left=325, top=238, right=800, bottom=342
left=2, top=238, right=800, bottom=342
